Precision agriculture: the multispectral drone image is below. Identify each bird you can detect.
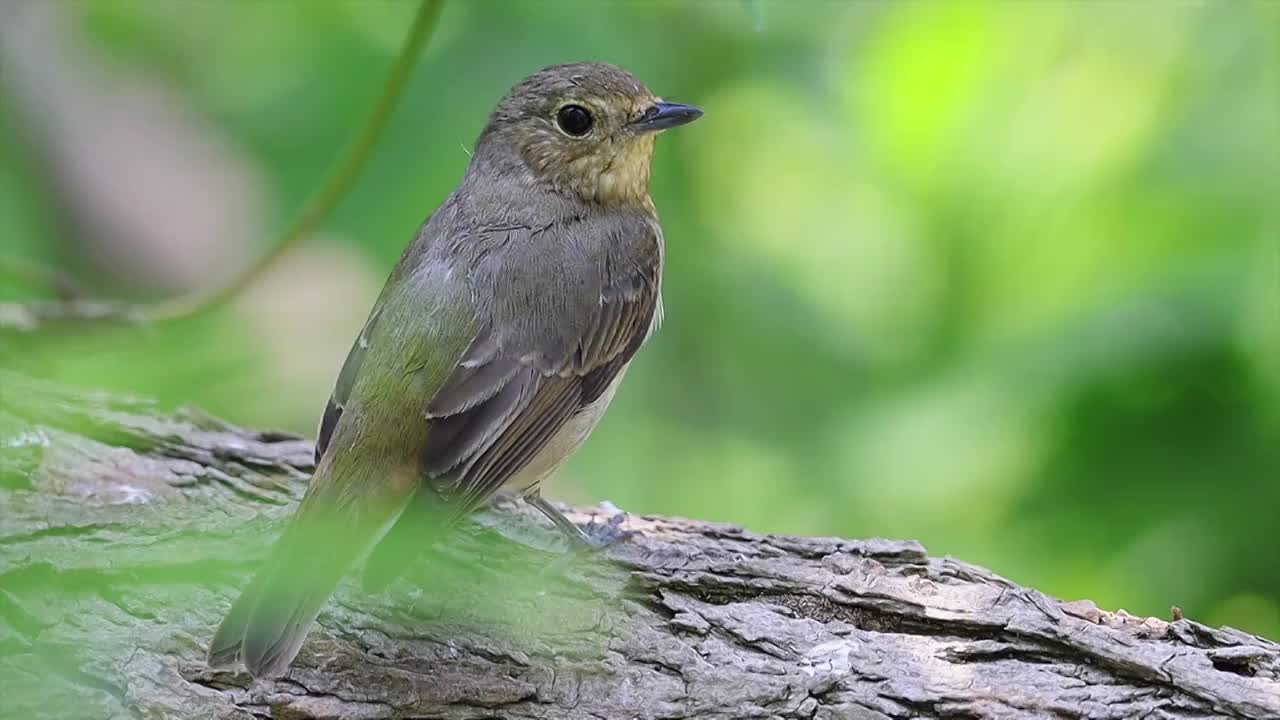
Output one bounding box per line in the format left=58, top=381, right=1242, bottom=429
left=206, top=61, right=702, bottom=679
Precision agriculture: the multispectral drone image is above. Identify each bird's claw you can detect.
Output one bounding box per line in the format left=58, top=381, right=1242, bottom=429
left=578, top=511, right=636, bottom=548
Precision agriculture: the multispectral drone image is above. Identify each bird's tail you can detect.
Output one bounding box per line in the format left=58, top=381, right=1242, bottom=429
left=206, top=543, right=342, bottom=676
left=208, top=462, right=412, bottom=678
left=360, top=485, right=450, bottom=592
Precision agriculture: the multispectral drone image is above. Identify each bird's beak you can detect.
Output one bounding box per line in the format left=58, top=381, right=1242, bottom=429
left=630, top=102, right=703, bottom=132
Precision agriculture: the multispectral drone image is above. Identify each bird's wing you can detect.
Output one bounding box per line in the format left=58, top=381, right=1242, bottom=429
left=314, top=312, right=373, bottom=466
left=314, top=224, right=439, bottom=466
left=322, top=212, right=661, bottom=515
left=421, top=216, right=662, bottom=518
left=348, top=214, right=659, bottom=591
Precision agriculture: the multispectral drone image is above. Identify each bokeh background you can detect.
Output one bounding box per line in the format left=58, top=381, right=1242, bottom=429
left=1, top=1, right=1277, bottom=637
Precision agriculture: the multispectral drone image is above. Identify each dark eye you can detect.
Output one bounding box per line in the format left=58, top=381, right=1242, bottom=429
left=556, top=104, right=593, bottom=137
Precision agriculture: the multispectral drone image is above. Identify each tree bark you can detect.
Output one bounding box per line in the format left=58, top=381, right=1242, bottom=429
left=1, top=370, right=1277, bottom=719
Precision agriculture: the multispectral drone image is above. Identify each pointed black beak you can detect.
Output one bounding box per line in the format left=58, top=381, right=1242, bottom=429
left=630, top=102, right=703, bottom=132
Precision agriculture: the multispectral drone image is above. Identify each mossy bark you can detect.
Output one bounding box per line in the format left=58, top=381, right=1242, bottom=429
left=1, top=371, right=1277, bottom=719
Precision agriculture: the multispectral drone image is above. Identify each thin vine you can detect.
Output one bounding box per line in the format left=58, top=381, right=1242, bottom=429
left=147, top=0, right=446, bottom=322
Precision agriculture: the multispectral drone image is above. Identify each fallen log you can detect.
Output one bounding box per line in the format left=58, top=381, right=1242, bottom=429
left=1, top=370, right=1277, bottom=719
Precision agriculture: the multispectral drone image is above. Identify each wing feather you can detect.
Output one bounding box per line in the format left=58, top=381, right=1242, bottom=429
left=360, top=214, right=662, bottom=586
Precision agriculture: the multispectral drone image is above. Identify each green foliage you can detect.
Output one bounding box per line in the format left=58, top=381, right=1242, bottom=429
left=2, top=1, right=1277, bottom=637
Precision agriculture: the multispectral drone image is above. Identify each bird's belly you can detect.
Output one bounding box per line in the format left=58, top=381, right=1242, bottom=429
left=502, top=366, right=628, bottom=495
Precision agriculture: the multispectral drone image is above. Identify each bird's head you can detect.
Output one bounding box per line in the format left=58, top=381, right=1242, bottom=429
left=476, top=62, right=702, bottom=206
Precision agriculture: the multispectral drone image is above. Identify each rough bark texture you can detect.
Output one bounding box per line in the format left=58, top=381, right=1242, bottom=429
left=1, top=370, right=1278, bottom=719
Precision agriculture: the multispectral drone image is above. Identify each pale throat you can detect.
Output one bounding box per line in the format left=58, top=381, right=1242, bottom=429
left=567, top=134, right=657, bottom=207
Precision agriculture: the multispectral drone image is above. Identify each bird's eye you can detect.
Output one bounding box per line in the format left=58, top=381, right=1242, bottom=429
left=556, top=104, right=593, bottom=137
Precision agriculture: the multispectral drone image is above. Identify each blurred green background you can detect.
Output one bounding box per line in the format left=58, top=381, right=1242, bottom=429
left=1, top=1, right=1277, bottom=637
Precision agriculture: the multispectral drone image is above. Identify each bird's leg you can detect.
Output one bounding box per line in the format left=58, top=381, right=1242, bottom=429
left=524, top=493, right=592, bottom=544
left=523, top=493, right=634, bottom=549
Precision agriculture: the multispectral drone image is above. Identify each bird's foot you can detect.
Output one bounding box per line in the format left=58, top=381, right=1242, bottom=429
left=523, top=494, right=637, bottom=556
left=578, top=509, right=636, bottom=548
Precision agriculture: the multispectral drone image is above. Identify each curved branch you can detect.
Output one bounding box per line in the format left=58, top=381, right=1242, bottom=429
left=147, top=0, right=446, bottom=323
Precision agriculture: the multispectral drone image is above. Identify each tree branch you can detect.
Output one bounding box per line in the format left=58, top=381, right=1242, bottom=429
left=0, top=1, right=446, bottom=332
left=148, top=0, right=445, bottom=323
left=1, top=370, right=1278, bottom=719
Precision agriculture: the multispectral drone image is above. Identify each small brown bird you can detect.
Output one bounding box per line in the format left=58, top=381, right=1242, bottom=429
left=208, top=62, right=701, bottom=678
